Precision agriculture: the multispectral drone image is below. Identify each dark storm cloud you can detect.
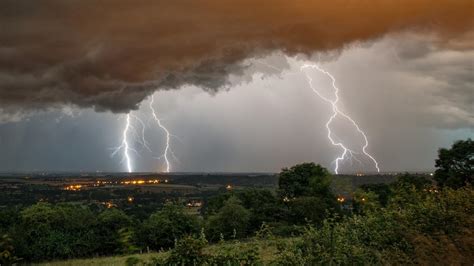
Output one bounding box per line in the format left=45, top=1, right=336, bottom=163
left=0, top=0, right=472, bottom=115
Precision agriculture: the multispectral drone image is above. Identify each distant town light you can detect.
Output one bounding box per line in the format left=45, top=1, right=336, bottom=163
left=64, top=184, right=83, bottom=191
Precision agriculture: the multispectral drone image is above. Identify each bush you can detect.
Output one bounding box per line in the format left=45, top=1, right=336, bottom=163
left=96, top=209, right=133, bottom=255
left=208, top=242, right=260, bottom=266
left=162, top=235, right=260, bottom=266
left=206, top=196, right=251, bottom=241
left=14, top=203, right=100, bottom=261
left=0, top=234, right=21, bottom=266
left=136, top=203, right=200, bottom=251
left=166, top=235, right=208, bottom=265
left=274, top=186, right=474, bottom=265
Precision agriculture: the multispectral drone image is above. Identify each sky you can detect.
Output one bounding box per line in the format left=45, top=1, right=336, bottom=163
left=0, top=1, right=472, bottom=173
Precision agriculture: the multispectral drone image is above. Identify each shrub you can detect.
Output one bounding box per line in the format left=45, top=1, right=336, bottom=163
left=136, top=203, right=200, bottom=250
left=206, top=196, right=251, bottom=241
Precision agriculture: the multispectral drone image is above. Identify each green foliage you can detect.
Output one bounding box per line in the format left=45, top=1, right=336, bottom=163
left=118, top=228, right=140, bottom=254
left=96, top=209, right=133, bottom=255
left=2, top=155, right=473, bottom=264
left=206, top=196, right=251, bottom=241
left=166, top=235, right=208, bottom=265
left=125, top=256, right=143, bottom=266
left=162, top=235, right=261, bottom=266
left=0, top=207, right=20, bottom=235
left=394, top=173, right=432, bottom=190
left=205, top=189, right=281, bottom=230
left=359, top=183, right=391, bottom=206
left=0, top=234, right=21, bottom=266
left=208, top=242, right=260, bottom=265
left=275, top=186, right=474, bottom=265
left=278, top=162, right=332, bottom=198
left=137, top=203, right=200, bottom=250
left=278, top=163, right=337, bottom=225
left=234, top=189, right=281, bottom=232
left=352, top=189, right=381, bottom=214
left=255, top=222, right=273, bottom=240
left=435, top=138, right=473, bottom=188
left=15, top=203, right=99, bottom=261
left=286, top=196, right=332, bottom=224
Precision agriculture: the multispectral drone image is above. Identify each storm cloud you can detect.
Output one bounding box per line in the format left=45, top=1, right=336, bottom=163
left=0, top=0, right=472, bottom=115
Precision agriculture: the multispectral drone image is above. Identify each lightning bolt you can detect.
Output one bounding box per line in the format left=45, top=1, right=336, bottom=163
left=149, top=95, right=172, bottom=173
left=111, top=96, right=178, bottom=173
left=130, top=114, right=153, bottom=153
left=111, top=114, right=134, bottom=173
left=301, top=64, right=380, bottom=174
left=257, top=59, right=380, bottom=174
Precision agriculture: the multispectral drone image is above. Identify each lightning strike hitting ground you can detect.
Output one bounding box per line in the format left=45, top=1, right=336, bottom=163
left=149, top=95, right=172, bottom=173
left=111, top=114, right=134, bottom=173
left=301, top=64, right=380, bottom=174
left=257, top=59, right=380, bottom=174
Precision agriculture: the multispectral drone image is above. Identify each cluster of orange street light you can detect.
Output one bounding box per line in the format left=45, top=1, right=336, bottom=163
left=64, top=184, right=83, bottom=191
left=121, top=179, right=168, bottom=185
left=64, top=178, right=169, bottom=190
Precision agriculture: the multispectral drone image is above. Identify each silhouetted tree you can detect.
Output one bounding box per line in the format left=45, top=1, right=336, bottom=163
left=278, top=162, right=332, bottom=198
left=278, top=163, right=338, bottom=224
left=434, top=139, right=473, bottom=188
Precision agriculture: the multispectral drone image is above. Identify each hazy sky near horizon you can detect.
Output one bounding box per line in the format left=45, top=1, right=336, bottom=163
left=0, top=1, right=472, bottom=173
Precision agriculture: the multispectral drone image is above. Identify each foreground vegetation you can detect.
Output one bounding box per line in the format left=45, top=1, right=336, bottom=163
left=1, top=139, right=472, bottom=265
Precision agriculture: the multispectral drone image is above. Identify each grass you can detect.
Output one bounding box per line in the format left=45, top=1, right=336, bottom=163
left=37, top=252, right=166, bottom=266
left=36, top=238, right=293, bottom=266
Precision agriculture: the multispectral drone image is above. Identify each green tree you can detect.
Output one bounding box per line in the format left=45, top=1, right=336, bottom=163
left=360, top=183, right=392, bottom=206
left=278, top=163, right=337, bottom=225
left=136, top=204, right=199, bottom=250
left=96, top=209, right=133, bottom=255
left=288, top=196, right=332, bottom=224
left=233, top=189, right=281, bottom=232
left=434, top=139, right=473, bottom=188
left=352, top=189, right=381, bottom=214
left=205, top=189, right=284, bottom=235
left=0, top=207, right=20, bottom=236
left=206, top=196, right=251, bottom=241
left=15, top=203, right=99, bottom=261
left=279, top=163, right=332, bottom=198
left=394, top=173, right=432, bottom=190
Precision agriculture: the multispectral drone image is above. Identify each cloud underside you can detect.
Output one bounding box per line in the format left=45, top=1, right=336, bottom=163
left=0, top=0, right=472, bottom=113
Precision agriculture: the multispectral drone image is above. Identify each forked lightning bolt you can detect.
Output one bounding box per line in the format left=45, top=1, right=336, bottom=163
left=301, top=64, right=380, bottom=174
left=149, top=95, right=172, bottom=173
left=111, top=114, right=134, bottom=173
left=257, top=59, right=380, bottom=174
left=111, top=96, right=177, bottom=173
